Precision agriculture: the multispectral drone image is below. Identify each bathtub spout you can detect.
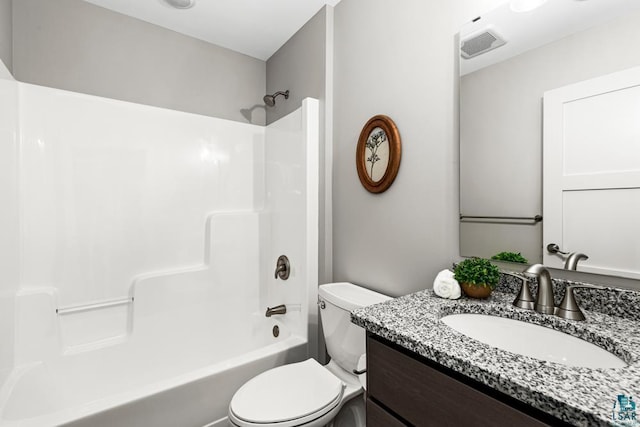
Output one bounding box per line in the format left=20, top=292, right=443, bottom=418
left=265, top=304, right=287, bottom=317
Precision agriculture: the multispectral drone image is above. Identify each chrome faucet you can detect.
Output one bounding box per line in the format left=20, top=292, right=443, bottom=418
left=564, top=252, right=588, bottom=270
left=522, top=264, right=555, bottom=315
left=265, top=304, right=287, bottom=317
left=515, top=263, right=607, bottom=321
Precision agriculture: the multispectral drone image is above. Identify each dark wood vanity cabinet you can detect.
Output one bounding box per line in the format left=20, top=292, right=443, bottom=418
left=365, top=333, right=564, bottom=427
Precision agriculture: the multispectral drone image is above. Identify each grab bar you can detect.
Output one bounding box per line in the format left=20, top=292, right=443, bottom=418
left=56, top=297, right=134, bottom=315
left=460, top=214, right=542, bottom=224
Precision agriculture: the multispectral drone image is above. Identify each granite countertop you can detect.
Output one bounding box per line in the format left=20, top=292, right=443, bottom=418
left=351, top=283, right=640, bottom=426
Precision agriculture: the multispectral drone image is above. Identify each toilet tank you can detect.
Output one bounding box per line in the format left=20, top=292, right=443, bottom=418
left=318, top=283, right=390, bottom=374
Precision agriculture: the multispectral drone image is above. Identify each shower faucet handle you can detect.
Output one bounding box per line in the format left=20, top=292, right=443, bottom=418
left=274, top=255, right=290, bottom=280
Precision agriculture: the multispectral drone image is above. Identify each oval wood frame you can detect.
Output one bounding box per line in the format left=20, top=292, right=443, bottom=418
left=356, top=115, right=402, bottom=193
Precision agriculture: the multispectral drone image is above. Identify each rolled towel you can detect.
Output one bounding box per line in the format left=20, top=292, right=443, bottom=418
left=433, top=269, right=461, bottom=300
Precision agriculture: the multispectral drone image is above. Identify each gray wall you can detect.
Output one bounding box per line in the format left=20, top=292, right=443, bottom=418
left=12, top=0, right=266, bottom=124
left=266, top=7, right=326, bottom=125
left=0, top=0, right=11, bottom=73
left=332, top=0, right=462, bottom=297
left=460, top=11, right=640, bottom=263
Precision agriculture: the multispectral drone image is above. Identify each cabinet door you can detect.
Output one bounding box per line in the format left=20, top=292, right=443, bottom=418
left=366, top=399, right=407, bottom=427
left=367, top=336, right=549, bottom=427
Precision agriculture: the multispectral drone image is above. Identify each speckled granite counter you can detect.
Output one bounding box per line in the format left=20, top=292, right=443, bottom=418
left=351, top=284, right=640, bottom=426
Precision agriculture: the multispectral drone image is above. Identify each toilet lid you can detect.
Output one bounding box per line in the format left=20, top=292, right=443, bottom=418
left=229, top=358, right=345, bottom=426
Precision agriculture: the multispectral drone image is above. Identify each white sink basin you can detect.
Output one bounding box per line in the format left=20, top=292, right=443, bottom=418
left=441, top=313, right=626, bottom=369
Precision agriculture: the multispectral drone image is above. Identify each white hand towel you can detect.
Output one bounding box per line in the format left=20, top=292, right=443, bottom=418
left=433, top=269, right=461, bottom=299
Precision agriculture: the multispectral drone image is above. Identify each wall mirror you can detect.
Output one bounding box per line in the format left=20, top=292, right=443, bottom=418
left=459, top=0, right=640, bottom=279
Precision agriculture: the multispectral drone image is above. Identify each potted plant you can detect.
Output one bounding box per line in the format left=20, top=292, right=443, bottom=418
left=491, top=251, right=528, bottom=264
left=454, top=258, right=501, bottom=299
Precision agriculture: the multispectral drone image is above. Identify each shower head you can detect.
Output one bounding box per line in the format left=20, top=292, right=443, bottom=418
left=263, top=90, right=289, bottom=107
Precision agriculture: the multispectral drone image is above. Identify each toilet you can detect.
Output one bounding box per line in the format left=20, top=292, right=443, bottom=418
left=228, top=282, right=390, bottom=427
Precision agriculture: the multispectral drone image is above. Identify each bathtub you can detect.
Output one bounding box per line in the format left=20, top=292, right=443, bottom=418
left=0, top=316, right=306, bottom=427
left=0, top=84, right=319, bottom=427
left=0, top=210, right=310, bottom=426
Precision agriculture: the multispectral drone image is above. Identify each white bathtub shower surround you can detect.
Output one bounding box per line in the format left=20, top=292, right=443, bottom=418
left=0, top=60, right=11, bottom=80
left=18, top=83, right=262, bottom=309
left=0, top=73, right=19, bottom=390
left=0, top=79, right=319, bottom=427
left=264, top=101, right=319, bottom=353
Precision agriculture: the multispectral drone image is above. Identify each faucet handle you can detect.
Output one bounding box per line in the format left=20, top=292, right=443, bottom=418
left=503, top=272, right=535, bottom=310
left=547, top=243, right=569, bottom=255
left=274, top=255, right=290, bottom=280
left=556, top=284, right=606, bottom=321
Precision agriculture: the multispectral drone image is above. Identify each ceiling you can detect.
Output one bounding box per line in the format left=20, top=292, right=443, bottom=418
left=460, top=0, right=640, bottom=75
left=83, top=0, right=342, bottom=61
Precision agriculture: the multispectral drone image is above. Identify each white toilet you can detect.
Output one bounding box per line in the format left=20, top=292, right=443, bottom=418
left=228, top=282, right=390, bottom=427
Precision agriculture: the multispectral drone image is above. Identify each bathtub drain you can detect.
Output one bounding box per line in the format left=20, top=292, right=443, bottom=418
left=272, top=325, right=280, bottom=338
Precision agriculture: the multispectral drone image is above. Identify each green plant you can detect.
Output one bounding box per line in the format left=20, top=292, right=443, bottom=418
left=491, top=251, right=528, bottom=264
left=454, top=258, right=501, bottom=289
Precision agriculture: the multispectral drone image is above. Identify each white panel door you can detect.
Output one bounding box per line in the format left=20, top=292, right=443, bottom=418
left=543, top=66, right=640, bottom=278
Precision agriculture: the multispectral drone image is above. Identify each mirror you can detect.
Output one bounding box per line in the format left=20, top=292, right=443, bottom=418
left=459, top=0, right=640, bottom=279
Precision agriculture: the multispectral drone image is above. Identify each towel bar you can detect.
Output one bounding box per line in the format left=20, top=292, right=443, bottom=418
left=459, top=214, right=542, bottom=224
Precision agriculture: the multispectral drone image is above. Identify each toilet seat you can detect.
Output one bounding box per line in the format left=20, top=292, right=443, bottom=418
left=229, top=359, right=345, bottom=427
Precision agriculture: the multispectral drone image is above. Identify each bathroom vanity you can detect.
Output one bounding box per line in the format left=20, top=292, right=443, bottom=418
left=352, top=279, right=640, bottom=426
left=365, top=334, right=554, bottom=426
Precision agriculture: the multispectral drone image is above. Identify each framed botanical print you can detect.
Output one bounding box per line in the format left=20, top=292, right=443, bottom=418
left=356, top=115, right=401, bottom=193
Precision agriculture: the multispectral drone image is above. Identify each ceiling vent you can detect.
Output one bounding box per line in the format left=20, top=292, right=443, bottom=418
left=460, top=27, right=507, bottom=59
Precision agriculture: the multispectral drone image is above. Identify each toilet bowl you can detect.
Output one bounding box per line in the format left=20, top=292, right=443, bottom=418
left=228, top=283, right=390, bottom=427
